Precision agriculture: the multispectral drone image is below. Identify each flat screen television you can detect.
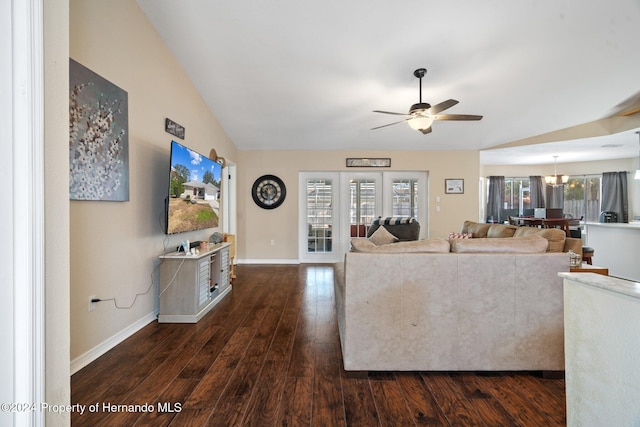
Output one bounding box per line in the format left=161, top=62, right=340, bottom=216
left=165, top=140, right=222, bottom=234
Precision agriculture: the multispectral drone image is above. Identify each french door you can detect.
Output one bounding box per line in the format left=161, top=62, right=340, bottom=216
left=299, top=171, right=427, bottom=263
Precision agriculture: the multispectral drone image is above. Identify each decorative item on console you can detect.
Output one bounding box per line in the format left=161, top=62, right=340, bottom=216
left=209, top=148, right=227, bottom=169
left=209, top=232, right=224, bottom=244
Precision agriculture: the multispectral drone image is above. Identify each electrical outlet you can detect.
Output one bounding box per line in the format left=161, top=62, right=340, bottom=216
left=270, top=239, right=275, bottom=246
left=88, top=295, right=97, bottom=312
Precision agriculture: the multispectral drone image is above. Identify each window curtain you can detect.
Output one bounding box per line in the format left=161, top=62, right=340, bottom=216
left=486, top=176, right=504, bottom=223
left=545, top=184, right=564, bottom=209
left=601, top=171, right=628, bottom=223
left=529, top=176, right=545, bottom=209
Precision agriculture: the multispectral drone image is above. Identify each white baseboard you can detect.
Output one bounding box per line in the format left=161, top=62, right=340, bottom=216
left=70, top=309, right=158, bottom=375
left=237, top=258, right=300, bottom=265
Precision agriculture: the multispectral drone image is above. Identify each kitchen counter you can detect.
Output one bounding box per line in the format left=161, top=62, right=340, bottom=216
left=583, top=222, right=640, bottom=281
left=561, top=272, right=640, bottom=426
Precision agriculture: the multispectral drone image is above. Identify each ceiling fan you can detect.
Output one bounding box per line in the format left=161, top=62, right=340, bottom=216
left=372, top=68, right=483, bottom=134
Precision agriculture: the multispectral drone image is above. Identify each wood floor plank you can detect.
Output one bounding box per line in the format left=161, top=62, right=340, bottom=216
left=277, top=377, right=313, bottom=427
left=240, top=359, right=288, bottom=426
left=340, top=375, right=380, bottom=427
left=370, top=378, right=417, bottom=427
left=287, top=283, right=316, bottom=378
left=205, top=306, right=285, bottom=426
left=395, top=372, right=450, bottom=426
left=473, top=374, right=557, bottom=426
left=71, top=265, right=567, bottom=427
left=449, top=373, right=520, bottom=427
left=312, top=340, right=346, bottom=426
left=421, top=372, right=484, bottom=426
left=167, top=408, right=213, bottom=426
left=182, top=326, right=255, bottom=409
left=133, top=378, right=199, bottom=427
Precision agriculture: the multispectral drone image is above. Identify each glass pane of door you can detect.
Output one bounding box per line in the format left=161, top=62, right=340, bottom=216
left=391, top=178, right=418, bottom=217
left=306, top=178, right=333, bottom=253
left=383, top=171, right=427, bottom=239
left=348, top=178, right=377, bottom=237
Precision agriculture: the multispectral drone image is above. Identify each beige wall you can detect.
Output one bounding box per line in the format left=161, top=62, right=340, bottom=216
left=69, top=0, right=237, bottom=364
left=237, top=150, right=480, bottom=261
left=44, top=0, right=71, bottom=425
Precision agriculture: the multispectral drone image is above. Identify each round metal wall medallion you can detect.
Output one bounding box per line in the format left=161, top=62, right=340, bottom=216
left=251, top=175, right=286, bottom=209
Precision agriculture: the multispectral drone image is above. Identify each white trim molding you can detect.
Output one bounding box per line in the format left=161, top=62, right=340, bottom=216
left=2, top=0, right=46, bottom=426
left=70, top=310, right=159, bottom=375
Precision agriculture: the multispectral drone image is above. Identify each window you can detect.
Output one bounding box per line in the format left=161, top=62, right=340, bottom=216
left=490, top=177, right=531, bottom=218
left=564, top=175, right=601, bottom=222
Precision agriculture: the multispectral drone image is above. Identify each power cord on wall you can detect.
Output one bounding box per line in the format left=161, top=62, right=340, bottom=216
left=91, top=260, right=161, bottom=310
left=91, top=246, right=187, bottom=310
left=90, top=205, right=188, bottom=310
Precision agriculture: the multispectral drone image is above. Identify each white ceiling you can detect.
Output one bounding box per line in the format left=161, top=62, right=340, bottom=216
left=137, top=0, right=640, bottom=165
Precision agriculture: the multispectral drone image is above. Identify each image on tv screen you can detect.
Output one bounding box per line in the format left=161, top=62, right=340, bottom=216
left=166, top=141, right=221, bottom=234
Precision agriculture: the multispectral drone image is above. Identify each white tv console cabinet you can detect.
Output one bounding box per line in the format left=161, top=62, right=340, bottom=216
left=158, top=242, right=231, bottom=323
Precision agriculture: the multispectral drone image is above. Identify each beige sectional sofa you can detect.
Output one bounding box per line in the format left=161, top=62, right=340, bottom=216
left=334, top=221, right=575, bottom=372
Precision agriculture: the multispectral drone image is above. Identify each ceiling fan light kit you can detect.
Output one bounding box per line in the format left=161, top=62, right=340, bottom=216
left=372, top=68, right=482, bottom=135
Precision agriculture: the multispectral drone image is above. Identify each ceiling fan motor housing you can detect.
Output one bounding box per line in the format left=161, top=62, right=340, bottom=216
left=409, top=102, right=431, bottom=114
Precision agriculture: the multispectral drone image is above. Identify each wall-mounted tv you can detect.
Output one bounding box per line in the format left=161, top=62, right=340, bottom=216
left=166, top=140, right=222, bottom=234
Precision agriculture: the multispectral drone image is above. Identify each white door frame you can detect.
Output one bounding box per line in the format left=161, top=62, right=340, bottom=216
left=1, top=0, right=46, bottom=426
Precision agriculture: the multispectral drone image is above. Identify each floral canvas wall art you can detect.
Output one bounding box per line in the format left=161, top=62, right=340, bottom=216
left=69, top=58, right=129, bottom=201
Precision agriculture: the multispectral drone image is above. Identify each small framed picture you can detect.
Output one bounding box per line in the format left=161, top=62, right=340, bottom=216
left=445, top=179, right=464, bottom=194
left=165, top=118, right=185, bottom=139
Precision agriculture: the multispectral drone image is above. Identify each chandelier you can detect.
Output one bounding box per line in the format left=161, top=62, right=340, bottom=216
left=545, top=155, right=568, bottom=186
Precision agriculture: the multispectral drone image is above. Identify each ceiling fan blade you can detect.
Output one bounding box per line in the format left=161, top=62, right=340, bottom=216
left=419, top=126, right=432, bottom=135
left=372, top=110, right=409, bottom=116
left=371, top=119, right=408, bottom=130
left=434, top=114, right=483, bottom=121
left=428, top=99, right=458, bottom=115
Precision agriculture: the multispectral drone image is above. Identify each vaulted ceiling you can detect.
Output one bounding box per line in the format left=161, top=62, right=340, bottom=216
left=137, top=0, right=640, bottom=164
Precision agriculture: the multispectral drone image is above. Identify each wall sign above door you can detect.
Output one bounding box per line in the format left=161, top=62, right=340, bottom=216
left=346, top=158, right=391, bottom=167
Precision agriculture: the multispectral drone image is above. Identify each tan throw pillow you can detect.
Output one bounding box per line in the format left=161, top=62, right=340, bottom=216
left=461, top=221, right=490, bottom=238
left=350, top=238, right=376, bottom=252
left=368, top=226, right=398, bottom=245
left=512, top=227, right=566, bottom=252
left=487, top=224, right=518, bottom=238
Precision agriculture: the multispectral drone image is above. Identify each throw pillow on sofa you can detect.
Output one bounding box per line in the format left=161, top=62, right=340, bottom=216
left=461, top=220, right=491, bottom=237
left=368, top=226, right=398, bottom=245
left=512, top=227, right=566, bottom=252
left=448, top=232, right=473, bottom=239
left=486, top=223, right=518, bottom=238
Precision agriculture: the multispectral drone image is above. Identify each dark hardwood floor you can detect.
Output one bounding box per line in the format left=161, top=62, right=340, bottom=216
left=71, top=264, right=566, bottom=426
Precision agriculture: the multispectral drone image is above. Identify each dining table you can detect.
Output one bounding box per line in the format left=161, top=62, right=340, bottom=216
left=518, top=217, right=571, bottom=236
